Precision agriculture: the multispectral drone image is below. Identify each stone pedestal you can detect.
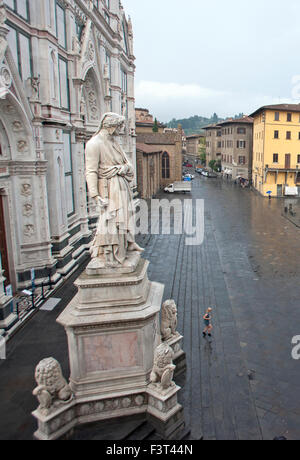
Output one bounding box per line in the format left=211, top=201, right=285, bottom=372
left=165, top=334, right=186, bottom=376
left=57, top=258, right=163, bottom=399
left=32, top=256, right=186, bottom=440
left=147, top=384, right=185, bottom=440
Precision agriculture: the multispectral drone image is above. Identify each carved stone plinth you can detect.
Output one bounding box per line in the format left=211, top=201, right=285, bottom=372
left=56, top=258, right=163, bottom=399
left=165, top=334, right=186, bottom=376
left=32, top=391, right=149, bottom=441
left=33, top=384, right=185, bottom=441
left=147, top=384, right=185, bottom=440
left=32, top=258, right=166, bottom=440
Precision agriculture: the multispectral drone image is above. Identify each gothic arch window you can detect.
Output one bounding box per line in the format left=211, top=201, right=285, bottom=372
left=162, top=152, right=170, bottom=179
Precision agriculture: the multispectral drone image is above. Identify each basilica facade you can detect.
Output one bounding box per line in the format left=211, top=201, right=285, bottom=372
left=0, top=0, right=136, bottom=305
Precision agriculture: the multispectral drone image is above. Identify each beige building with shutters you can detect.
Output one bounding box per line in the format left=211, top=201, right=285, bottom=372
left=219, top=116, right=253, bottom=180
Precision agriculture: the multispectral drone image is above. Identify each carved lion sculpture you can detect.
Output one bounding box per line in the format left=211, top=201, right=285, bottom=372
left=150, top=343, right=176, bottom=390
left=33, top=357, right=73, bottom=414
left=161, top=299, right=178, bottom=341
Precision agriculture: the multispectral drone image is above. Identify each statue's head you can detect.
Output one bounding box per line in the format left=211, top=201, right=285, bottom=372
left=162, top=299, right=177, bottom=317
left=154, top=343, right=174, bottom=368
left=95, top=112, right=126, bottom=136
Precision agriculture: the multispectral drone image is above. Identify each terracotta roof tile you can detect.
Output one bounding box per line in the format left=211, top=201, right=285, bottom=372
left=136, top=143, right=162, bottom=154
left=250, top=104, right=300, bottom=117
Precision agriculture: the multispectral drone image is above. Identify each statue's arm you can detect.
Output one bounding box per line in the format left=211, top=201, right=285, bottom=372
left=85, top=141, right=100, bottom=199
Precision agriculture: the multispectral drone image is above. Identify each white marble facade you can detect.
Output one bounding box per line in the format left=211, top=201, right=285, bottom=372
left=0, top=0, right=136, bottom=302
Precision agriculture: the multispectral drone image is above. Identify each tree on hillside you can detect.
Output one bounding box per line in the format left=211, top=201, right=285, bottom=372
left=153, top=118, right=159, bottom=132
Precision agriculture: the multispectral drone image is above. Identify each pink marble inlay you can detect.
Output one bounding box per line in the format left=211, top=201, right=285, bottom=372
left=83, top=332, right=140, bottom=373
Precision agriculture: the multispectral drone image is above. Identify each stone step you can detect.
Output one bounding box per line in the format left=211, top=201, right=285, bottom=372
left=126, top=421, right=155, bottom=440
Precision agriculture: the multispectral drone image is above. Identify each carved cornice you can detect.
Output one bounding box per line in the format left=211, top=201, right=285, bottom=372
left=8, top=160, right=48, bottom=176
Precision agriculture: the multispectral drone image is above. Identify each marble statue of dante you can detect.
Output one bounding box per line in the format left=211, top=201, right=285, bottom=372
left=85, top=112, right=143, bottom=268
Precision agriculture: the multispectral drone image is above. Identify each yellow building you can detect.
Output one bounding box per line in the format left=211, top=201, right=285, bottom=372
left=251, top=104, right=300, bottom=197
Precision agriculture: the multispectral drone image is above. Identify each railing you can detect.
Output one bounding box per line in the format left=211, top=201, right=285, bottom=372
left=13, top=280, right=53, bottom=321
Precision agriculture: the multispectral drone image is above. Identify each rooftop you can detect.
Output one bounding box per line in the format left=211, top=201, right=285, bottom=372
left=136, top=143, right=163, bottom=154
left=186, top=134, right=205, bottom=139
left=219, top=116, right=254, bottom=125
left=202, top=123, right=222, bottom=130
left=250, top=104, right=300, bottom=117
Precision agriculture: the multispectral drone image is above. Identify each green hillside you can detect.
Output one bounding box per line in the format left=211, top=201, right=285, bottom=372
left=167, top=113, right=244, bottom=136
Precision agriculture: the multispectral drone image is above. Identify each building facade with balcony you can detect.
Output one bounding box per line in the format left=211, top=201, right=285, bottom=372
left=219, top=116, right=253, bottom=181
left=203, top=123, right=222, bottom=167
left=185, top=134, right=205, bottom=160
left=0, top=0, right=135, bottom=315
left=251, top=104, right=300, bottom=197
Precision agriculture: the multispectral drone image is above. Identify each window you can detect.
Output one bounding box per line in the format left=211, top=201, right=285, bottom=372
left=274, top=130, right=279, bottom=139
left=273, top=154, right=279, bottom=163
left=286, top=131, right=291, bottom=140
left=56, top=2, right=66, bottom=48
left=238, top=156, right=246, bottom=165
left=287, top=113, right=292, bottom=122
left=121, top=69, right=127, bottom=94
left=237, top=127, right=246, bottom=134
left=162, top=152, right=170, bottom=179
left=4, top=0, right=29, bottom=21
left=63, top=132, right=75, bottom=216
left=58, top=56, right=69, bottom=110
left=275, top=112, right=280, bottom=121
left=237, top=140, right=246, bottom=149
left=298, top=155, right=300, bottom=164
left=122, top=22, right=128, bottom=54
left=105, top=52, right=111, bottom=82
left=7, top=24, right=32, bottom=82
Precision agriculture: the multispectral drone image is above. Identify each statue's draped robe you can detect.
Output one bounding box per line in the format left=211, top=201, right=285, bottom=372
left=85, top=133, right=135, bottom=264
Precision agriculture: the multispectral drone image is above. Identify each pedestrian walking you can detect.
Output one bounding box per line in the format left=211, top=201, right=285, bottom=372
left=203, top=307, right=213, bottom=338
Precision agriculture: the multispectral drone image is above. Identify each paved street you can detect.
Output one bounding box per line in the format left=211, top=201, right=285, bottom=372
left=1, top=176, right=300, bottom=440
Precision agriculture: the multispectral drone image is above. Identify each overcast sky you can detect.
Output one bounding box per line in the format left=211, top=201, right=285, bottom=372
left=121, top=0, right=300, bottom=123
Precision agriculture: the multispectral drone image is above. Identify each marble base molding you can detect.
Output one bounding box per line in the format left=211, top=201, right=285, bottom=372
left=32, top=386, right=185, bottom=441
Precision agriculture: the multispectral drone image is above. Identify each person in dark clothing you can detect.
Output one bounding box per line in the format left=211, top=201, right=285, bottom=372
left=203, top=307, right=213, bottom=338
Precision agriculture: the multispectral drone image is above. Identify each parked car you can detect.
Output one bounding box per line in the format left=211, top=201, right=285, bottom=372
left=183, top=174, right=195, bottom=180
left=201, top=170, right=209, bottom=177
left=208, top=172, right=218, bottom=178
left=185, top=164, right=193, bottom=168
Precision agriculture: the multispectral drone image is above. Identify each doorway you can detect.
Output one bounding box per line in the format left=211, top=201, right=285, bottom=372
left=277, top=184, right=283, bottom=197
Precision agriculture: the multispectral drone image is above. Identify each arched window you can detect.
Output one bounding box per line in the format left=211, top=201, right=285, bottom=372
left=162, top=152, right=170, bottom=179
